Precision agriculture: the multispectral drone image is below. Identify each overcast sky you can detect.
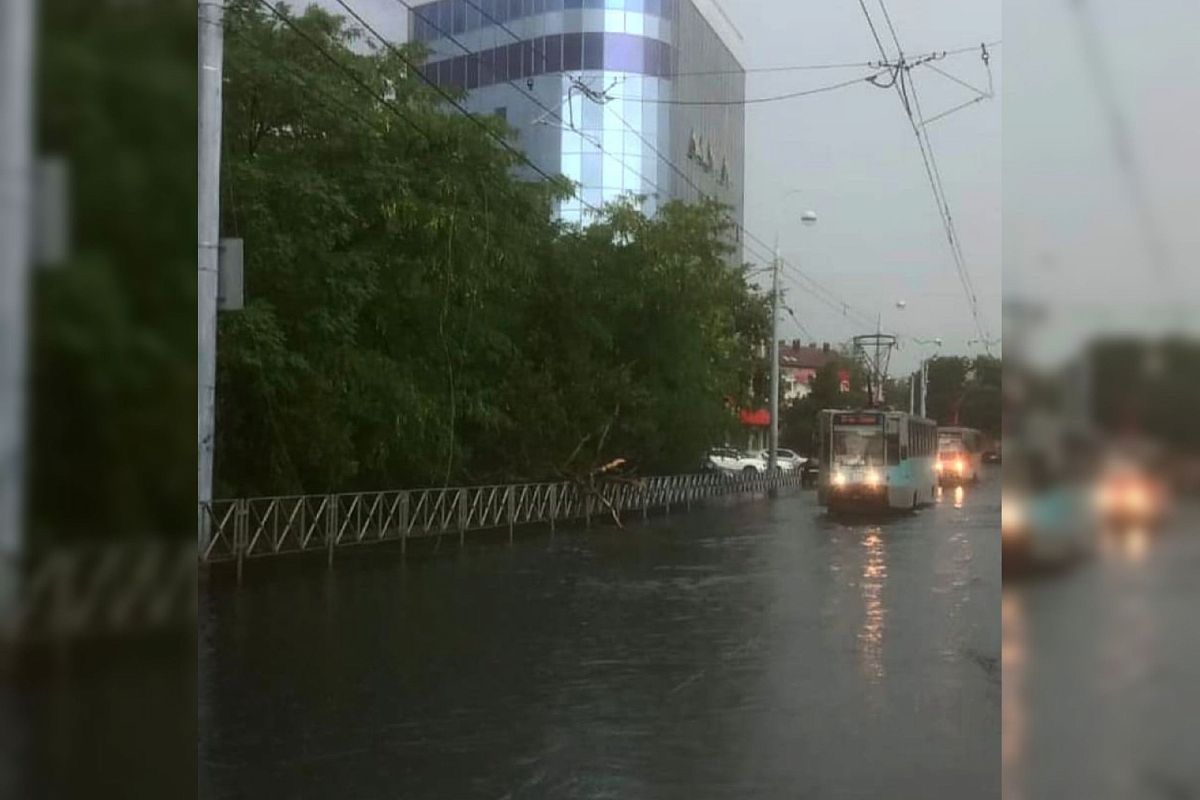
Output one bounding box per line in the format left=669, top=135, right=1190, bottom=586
left=1004, top=0, right=1200, bottom=369
left=722, top=0, right=1000, bottom=374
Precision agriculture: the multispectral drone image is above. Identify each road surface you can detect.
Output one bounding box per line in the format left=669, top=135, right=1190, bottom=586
left=200, top=472, right=1001, bottom=799
left=1003, top=502, right=1200, bottom=800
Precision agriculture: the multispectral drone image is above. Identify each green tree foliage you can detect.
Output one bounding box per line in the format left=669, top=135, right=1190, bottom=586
left=924, top=354, right=1001, bottom=436
left=213, top=4, right=769, bottom=496
left=1089, top=337, right=1200, bottom=452
left=30, top=0, right=195, bottom=545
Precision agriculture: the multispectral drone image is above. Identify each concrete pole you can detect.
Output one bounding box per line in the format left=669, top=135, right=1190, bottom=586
left=920, top=359, right=928, bottom=419
left=1, top=0, right=35, bottom=610
left=768, top=240, right=780, bottom=474
left=198, top=0, right=224, bottom=553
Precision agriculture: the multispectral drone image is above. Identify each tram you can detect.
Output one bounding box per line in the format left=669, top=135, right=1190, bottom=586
left=935, top=426, right=984, bottom=485
left=816, top=409, right=938, bottom=512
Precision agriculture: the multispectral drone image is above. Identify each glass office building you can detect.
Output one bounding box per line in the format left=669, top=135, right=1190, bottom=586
left=407, top=0, right=745, bottom=235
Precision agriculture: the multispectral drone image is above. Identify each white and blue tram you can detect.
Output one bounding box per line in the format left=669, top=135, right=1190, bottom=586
left=816, top=409, right=938, bottom=512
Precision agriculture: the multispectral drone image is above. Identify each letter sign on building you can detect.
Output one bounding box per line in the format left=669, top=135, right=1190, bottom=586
left=688, top=129, right=731, bottom=187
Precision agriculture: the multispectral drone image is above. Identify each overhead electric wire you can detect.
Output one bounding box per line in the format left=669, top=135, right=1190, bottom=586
left=738, top=235, right=881, bottom=336
left=944, top=40, right=1001, bottom=57
left=406, top=0, right=908, bottom=336
left=390, top=0, right=667, bottom=205
left=250, top=0, right=431, bottom=138
left=611, top=71, right=885, bottom=106
left=433, top=0, right=677, bottom=207
left=875, top=0, right=905, bottom=58
left=856, top=0, right=891, bottom=61
left=854, top=0, right=992, bottom=347
left=1068, top=0, right=1173, bottom=282
left=921, top=61, right=990, bottom=98
left=904, top=67, right=987, bottom=340
left=327, top=0, right=574, bottom=193
left=226, top=21, right=398, bottom=140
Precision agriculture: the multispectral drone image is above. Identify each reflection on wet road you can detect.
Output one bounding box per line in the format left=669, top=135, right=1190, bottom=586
left=200, top=472, right=1001, bottom=799
left=1003, top=505, right=1200, bottom=800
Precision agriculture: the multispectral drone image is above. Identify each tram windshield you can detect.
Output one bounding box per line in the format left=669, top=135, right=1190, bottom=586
left=832, top=428, right=886, bottom=467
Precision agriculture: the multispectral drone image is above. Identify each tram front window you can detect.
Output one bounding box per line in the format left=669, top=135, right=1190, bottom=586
left=832, top=429, right=885, bottom=467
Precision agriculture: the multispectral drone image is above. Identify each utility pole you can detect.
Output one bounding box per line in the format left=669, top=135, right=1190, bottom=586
left=920, top=360, right=928, bottom=419
left=198, top=0, right=224, bottom=553
left=768, top=240, right=780, bottom=474
left=1, top=0, right=34, bottom=610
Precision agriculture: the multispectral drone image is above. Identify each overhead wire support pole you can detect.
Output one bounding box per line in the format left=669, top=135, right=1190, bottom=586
left=198, top=0, right=225, bottom=555
left=1, top=0, right=35, bottom=610
left=768, top=240, right=781, bottom=477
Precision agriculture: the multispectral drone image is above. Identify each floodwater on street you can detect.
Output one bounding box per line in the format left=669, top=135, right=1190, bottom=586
left=1003, top=502, right=1200, bottom=800
left=199, top=472, right=1001, bottom=799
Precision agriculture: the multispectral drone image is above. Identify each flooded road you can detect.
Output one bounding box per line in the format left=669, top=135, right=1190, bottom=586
left=1003, top=504, right=1200, bottom=800
left=199, top=474, right=1000, bottom=799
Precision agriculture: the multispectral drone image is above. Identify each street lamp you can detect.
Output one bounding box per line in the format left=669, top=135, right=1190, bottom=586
left=909, top=337, right=942, bottom=418
left=769, top=199, right=817, bottom=474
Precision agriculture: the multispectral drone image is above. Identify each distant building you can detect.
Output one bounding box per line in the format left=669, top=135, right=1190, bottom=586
left=407, top=0, right=745, bottom=239
left=779, top=340, right=836, bottom=402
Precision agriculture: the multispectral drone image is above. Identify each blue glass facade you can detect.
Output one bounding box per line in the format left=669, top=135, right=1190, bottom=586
left=411, top=0, right=679, bottom=42
left=419, top=34, right=676, bottom=90
left=409, top=0, right=744, bottom=233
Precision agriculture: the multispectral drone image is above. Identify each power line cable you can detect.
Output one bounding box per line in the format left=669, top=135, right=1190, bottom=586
left=611, top=71, right=885, bottom=106
left=875, top=0, right=905, bottom=58
left=856, top=0, right=891, bottom=61
left=407, top=0, right=908, bottom=336
left=250, top=0, right=431, bottom=138
left=390, top=0, right=667, bottom=205
left=904, top=68, right=987, bottom=338
left=854, top=0, right=991, bottom=347
left=327, top=0, right=572, bottom=191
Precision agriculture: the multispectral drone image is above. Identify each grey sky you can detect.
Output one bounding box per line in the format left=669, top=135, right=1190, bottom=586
left=725, top=0, right=1000, bottom=374
left=1005, top=0, right=1200, bottom=369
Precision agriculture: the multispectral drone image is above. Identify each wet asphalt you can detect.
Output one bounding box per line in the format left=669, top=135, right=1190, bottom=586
left=199, top=472, right=1001, bottom=799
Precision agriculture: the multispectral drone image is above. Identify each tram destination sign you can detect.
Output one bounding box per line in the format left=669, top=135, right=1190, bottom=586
left=833, top=413, right=882, bottom=426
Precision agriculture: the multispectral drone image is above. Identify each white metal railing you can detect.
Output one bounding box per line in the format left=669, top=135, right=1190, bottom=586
left=199, top=470, right=804, bottom=570
left=3, top=540, right=196, bottom=644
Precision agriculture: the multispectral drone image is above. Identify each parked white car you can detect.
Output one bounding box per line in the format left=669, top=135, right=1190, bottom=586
left=703, top=447, right=769, bottom=474
left=757, top=448, right=804, bottom=472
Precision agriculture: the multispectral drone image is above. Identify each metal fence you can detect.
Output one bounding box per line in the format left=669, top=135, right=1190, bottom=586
left=3, top=540, right=196, bottom=644
left=199, top=470, right=804, bottom=570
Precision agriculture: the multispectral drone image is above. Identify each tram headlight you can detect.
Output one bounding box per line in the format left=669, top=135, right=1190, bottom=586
left=1125, top=485, right=1147, bottom=512
left=955, top=459, right=965, bottom=474
left=865, top=469, right=881, bottom=487
left=832, top=471, right=847, bottom=488
left=1002, top=496, right=1025, bottom=539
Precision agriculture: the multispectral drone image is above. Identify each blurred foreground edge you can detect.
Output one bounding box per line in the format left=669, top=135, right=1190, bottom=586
left=1, top=539, right=196, bottom=660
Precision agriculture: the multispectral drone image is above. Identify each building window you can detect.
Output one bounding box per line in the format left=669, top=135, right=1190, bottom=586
left=479, top=48, right=494, bottom=85
left=465, top=54, right=480, bottom=89
left=451, top=55, right=466, bottom=89
left=582, top=32, right=603, bottom=70
left=507, top=42, right=524, bottom=79
left=604, top=33, right=644, bottom=72
left=544, top=34, right=563, bottom=72
left=563, top=32, right=583, bottom=71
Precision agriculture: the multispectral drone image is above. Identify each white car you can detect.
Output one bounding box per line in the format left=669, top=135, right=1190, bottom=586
left=757, top=448, right=804, bottom=472
left=703, top=447, right=768, bottom=474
